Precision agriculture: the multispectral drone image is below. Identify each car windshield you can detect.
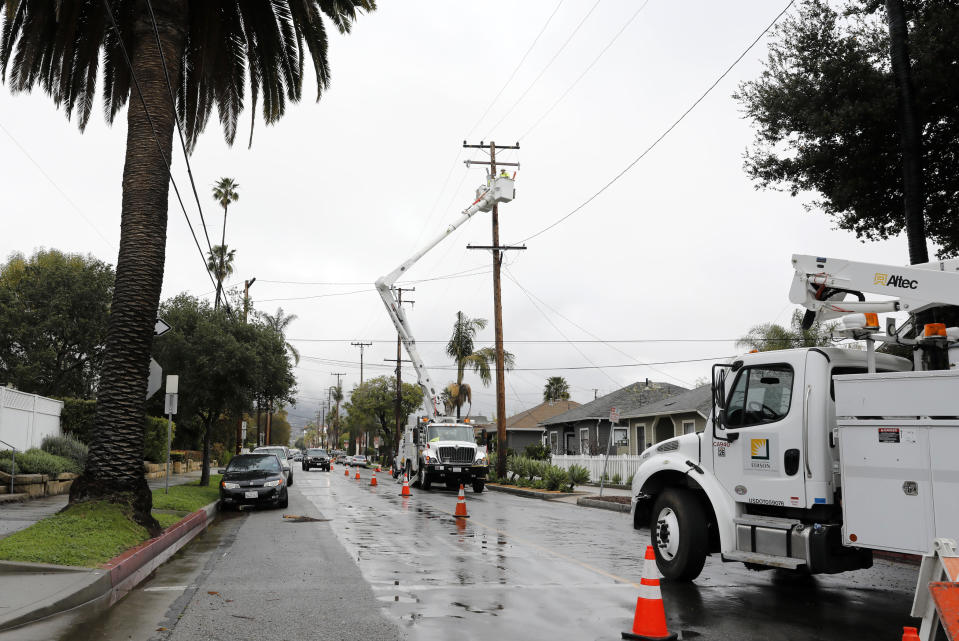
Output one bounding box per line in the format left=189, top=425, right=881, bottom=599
left=227, top=455, right=281, bottom=473
left=354, top=455, right=366, bottom=460
left=307, top=449, right=327, bottom=456
left=427, top=425, right=475, bottom=442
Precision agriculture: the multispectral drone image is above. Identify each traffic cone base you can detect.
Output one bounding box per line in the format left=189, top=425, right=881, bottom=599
left=370, top=473, right=378, bottom=487
left=454, top=484, right=469, bottom=518
left=355, top=470, right=360, bottom=480
left=345, top=467, right=349, bottom=476
left=400, top=473, right=412, bottom=497
left=621, top=546, right=676, bottom=641
left=902, top=627, right=920, bottom=641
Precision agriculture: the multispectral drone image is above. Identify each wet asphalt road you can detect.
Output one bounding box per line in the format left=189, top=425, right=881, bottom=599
left=10, top=462, right=922, bottom=640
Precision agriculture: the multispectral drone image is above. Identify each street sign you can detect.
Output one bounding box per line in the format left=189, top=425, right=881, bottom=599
left=146, top=358, right=162, bottom=399
left=241, top=421, right=247, bottom=440
left=610, top=407, right=620, bottom=424
left=154, top=318, right=172, bottom=337
left=164, top=393, right=178, bottom=415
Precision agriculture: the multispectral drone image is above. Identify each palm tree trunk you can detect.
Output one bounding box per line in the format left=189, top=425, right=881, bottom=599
left=69, top=1, right=188, bottom=533
left=214, top=204, right=228, bottom=309
left=885, top=0, right=928, bottom=265
left=200, top=410, right=215, bottom=486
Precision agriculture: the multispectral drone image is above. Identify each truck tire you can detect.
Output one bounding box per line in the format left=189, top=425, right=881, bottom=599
left=472, top=480, right=485, bottom=493
left=417, top=463, right=432, bottom=490
left=650, top=488, right=707, bottom=581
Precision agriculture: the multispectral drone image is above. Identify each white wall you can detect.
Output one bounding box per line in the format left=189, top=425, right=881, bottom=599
left=551, top=454, right=644, bottom=484
left=0, top=388, right=63, bottom=451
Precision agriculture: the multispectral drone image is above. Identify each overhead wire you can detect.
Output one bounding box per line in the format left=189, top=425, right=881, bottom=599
left=513, top=0, right=796, bottom=245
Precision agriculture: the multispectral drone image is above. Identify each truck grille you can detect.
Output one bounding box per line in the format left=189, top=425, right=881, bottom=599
left=438, top=446, right=475, bottom=464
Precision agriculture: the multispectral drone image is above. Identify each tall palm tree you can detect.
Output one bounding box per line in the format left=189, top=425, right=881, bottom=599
left=0, top=0, right=375, bottom=529
left=211, top=178, right=239, bottom=309
left=258, top=307, right=299, bottom=365
left=445, top=311, right=515, bottom=419
left=205, top=245, right=236, bottom=297
left=543, top=376, right=570, bottom=403
left=736, top=310, right=837, bottom=352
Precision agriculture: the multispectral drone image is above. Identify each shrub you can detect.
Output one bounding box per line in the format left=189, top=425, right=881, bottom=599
left=517, top=478, right=531, bottom=488
left=58, top=398, right=97, bottom=444
left=219, top=449, right=234, bottom=467
left=0, top=449, right=80, bottom=475
left=528, top=459, right=549, bottom=481
left=544, top=465, right=570, bottom=491
left=40, top=434, right=88, bottom=469
left=169, top=451, right=187, bottom=463
left=531, top=479, right=547, bottom=490
left=612, top=473, right=622, bottom=486
left=507, top=455, right=530, bottom=482
left=143, top=416, right=175, bottom=463
left=524, top=442, right=552, bottom=461
left=567, top=464, right=590, bottom=486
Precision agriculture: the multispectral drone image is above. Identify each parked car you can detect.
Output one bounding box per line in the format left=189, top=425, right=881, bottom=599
left=353, top=455, right=368, bottom=468
left=303, top=448, right=330, bottom=472
left=293, top=452, right=303, bottom=462
left=218, top=453, right=288, bottom=510
left=336, top=453, right=349, bottom=465
left=253, top=446, right=294, bottom=486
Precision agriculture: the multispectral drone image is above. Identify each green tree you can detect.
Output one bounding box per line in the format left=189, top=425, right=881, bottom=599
left=543, top=376, right=571, bottom=403
left=735, top=0, right=959, bottom=257
left=736, top=310, right=837, bottom=352
left=345, top=376, right=423, bottom=461
left=206, top=245, right=236, bottom=295
left=258, top=307, right=300, bottom=364
left=444, top=311, right=515, bottom=419
left=211, top=178, right=239, bottom=308
left=0, top=250, right=113, bottom=397
left=1, top=0, right=374, bottom=528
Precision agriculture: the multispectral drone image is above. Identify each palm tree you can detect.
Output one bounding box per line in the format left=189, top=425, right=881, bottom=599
left=258, top=307, right=300, bottom=365
left=211, top=178, right=239, bottom=309
left=445, top=311, right=515, bottom=419
left=736, top=310, right=837, bottom=352
left=543, top=376, right=570, bottom=403
left=206, top=245, right=236, bottom=298
left=0, top=1, right=375, bottom=529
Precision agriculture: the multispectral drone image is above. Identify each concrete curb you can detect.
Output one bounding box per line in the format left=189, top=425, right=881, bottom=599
left=486, top=483, right=572, bottom=501
left=576, top=497, right=631, bottom=513
left=0, top=500, right=218, bottom=631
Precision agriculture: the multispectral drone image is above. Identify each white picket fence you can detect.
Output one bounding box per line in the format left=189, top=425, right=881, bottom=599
left=550, top=454, right=644, bottom=484
left=0, top=387, right=63, bottom=452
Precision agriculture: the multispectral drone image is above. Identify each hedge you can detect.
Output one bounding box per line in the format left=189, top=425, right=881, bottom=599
left=0, top=449, right=80, bottom=475
left=59, top=398, right=174, bottom=464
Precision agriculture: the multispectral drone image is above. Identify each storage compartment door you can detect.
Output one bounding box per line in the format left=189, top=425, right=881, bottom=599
left=930, top=424, right=959, bottom=543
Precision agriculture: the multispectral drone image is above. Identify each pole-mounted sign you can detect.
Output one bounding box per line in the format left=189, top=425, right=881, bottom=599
left=164, top=375, right=179, bottom=494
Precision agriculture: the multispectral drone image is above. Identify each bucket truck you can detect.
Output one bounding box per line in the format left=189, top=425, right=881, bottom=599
left=375, top=175, right=515, bottom=493
left=629, top=254, right=959, bottom=590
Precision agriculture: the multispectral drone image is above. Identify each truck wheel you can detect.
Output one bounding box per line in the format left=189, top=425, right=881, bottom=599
left=650, top=488, right=707, bottom=581
left=418, top=463, right=432, bottom=490
left=472, top=480, right=485, bottom=494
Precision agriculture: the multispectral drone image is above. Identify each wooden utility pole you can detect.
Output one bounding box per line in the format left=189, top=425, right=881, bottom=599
left=387, top=287, right=415, bottom=463
left=885, top=0, right=927, bottom=266
left=351, top=341, right=373, bottom=384
left=236, top=276, right=256, bottom=454
left=243, top=277, right=256, bottom=322
left=463, top=140, right=524, bottom=479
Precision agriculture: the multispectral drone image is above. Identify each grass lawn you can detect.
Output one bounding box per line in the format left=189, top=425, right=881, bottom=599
left=150, top=475, right=222, bottom=512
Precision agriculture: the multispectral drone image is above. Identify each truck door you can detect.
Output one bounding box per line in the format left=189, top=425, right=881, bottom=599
left=713, top=357, right=807, bottom=509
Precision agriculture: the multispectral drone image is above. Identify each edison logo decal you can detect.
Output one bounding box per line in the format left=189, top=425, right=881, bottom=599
left=750, top=438, right=770, bottom=461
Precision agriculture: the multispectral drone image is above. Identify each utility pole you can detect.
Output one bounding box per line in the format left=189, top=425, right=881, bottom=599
left=243, top=277, right=257, bottom=322
left=464, top=140, right=524, bottom=479
left=351, top=341, right=373, bottom=384
left=235, top=276, right=257, bottom=454
left=386, top=287, right=415, bottom=463
left=593, top=388, right=599, bottom=400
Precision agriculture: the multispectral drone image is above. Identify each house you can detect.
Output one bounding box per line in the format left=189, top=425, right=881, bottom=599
left=541, top=381, right=687, bottom=455
left=622, top=384, right=712, bottom=454
left=478, top=400, right=580, bottom=453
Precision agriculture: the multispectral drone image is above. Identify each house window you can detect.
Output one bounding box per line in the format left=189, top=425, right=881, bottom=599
left=613, top=427, right=628, bottom=446
left=580, top=427, right=590, bottom=454
left=549, top=431, right=558, bottom=454
left=682, top=420, right=696, bottom=435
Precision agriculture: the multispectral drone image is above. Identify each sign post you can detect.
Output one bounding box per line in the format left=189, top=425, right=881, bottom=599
left=164, top=375, right=179, bottom=494
left=599, top=407, right=620, bottom=497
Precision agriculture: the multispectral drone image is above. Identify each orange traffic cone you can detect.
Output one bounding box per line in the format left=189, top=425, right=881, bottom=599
left=454, top=484, right=469, bottom=518
left=355, top=470, right=361, bottom=480
left=622, top=546, right=676, bottom=640
left=375, top=465, right=382, bottom=472
left=902, top=627, right=920, bottom=641
left=330, top=463, right=334, bottom=472
left=344, top=467, right=349, bottom=476
left=400, top=472, right=412, bottom=497
left=370, top=471, right=378, bottom=487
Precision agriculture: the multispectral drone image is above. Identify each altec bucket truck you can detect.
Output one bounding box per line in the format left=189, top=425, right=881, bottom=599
left=629, top=254, right=959, bottom=589
left=375, top=176, right=515, bottom=493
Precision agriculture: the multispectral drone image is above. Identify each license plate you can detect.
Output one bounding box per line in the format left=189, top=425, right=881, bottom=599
left=244, top=490, right=258, bottom=499
left=452, top=467, right=461, bottom=473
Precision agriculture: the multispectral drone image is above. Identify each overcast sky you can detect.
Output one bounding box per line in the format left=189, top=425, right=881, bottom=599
left=1, top=1, right=915, bottom=431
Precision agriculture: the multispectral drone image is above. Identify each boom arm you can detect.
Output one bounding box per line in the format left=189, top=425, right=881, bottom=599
left=790, top=254, right=959, bottom=325
left=375, top=177, right=515, bottom=415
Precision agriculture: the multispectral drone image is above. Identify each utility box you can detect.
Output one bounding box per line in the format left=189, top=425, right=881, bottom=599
left=836, top=370, right=959, bottom=555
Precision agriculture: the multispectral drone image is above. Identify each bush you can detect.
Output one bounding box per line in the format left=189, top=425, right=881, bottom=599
left=169, top=451, right=186, bottom=463
left=524, top=443, right=552, bottom=461
left=531, top=479, right=547, bottom=490
left=58, top=398, right=97, bottom=444
left=567, top=464, right=590, bottom=486
left=143, top=416, right=175, bottom=463
left=528, top=459, right=549, bottom=481
left=40, top=434, right=88, bottom=469
left=517, top=478, right=531, bottom=487
left=0, top=449, right=80, bottom=475
left=543, top=465, right=570, bottom=491
left=612, top=473, right=622, bottom=486
left=507, top=455, right=530, bottom=482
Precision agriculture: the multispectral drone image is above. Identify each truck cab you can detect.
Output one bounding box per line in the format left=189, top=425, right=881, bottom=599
left=394, top=416, right=489, bottom=493
left=631, top=347, right=912, bottom=580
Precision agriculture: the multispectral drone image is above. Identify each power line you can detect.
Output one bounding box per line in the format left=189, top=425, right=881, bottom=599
left=519, top=0, right=652, bottom=141
left=514, top=0, right=796, bottom=244
left=257, top=264, right=492, bottom=287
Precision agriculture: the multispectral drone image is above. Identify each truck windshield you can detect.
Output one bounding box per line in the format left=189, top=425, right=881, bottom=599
left=428, top=425, right=475, bottom=442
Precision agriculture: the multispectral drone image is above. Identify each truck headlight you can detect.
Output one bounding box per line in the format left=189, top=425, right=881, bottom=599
left=474, top=452, right=487, bottom=464
left=221, top=482, right=240, bottom=489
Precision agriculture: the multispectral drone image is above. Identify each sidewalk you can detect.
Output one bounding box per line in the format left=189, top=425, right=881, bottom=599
left=550, top=484, right=631, bottom=505
left=0, top=470, right=203, bottom=541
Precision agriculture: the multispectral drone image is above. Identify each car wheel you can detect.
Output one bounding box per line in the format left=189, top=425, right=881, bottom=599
left=650, top=488, right=708, bottom=582
left=472, top=481, right=485, bottom=494
left=288, top=473, right=294, bottom=487
left=218, top=500, right=234, bottom=512
left=303, top=464, right=309, bottom=472
left=278, top=489, right=289, bottom=509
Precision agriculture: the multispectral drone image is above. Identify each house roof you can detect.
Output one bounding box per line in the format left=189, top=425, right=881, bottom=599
left=478, top=400, right=581, bottom=433
left=625, top=384, right=712, bottom=420
left=540, top=381, right=688, bottom=426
